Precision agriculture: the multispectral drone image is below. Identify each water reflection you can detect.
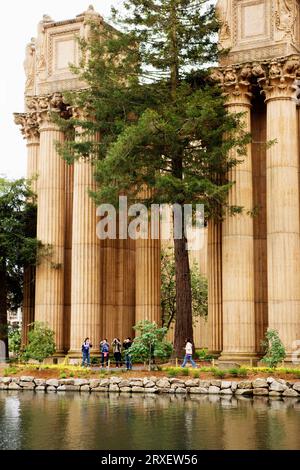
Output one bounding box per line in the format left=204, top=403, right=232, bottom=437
left=0, top=392, right=299, bottom=450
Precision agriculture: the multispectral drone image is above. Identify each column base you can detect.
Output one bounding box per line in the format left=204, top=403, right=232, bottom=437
left=218, top=352, right=260, bottom=366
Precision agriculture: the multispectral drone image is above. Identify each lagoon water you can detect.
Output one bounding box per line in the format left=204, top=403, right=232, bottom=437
left=0, top=391, right=300, bottom=450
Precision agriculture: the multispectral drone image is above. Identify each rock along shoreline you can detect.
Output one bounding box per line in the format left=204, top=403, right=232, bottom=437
left=1, top=376, right=300, bottom=397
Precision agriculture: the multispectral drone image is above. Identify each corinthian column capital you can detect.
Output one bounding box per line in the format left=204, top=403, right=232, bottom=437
left=14, top=112, right=39, bottom=141
left=211, top=64, right=253, bottom=107
left=25, top=92, right=70, bottom=130
left=259, top=56, right=300, bottom=102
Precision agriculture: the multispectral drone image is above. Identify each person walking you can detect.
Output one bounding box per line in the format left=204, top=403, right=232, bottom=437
left=123, top=337, right=133, bottom=370
left=81, top=338, right=92, bottom=367
left=181, top=338, right=197, bottom=368
left=100, top=338, right=110, bottom=368
left=112, top=337, right=122, bottom=368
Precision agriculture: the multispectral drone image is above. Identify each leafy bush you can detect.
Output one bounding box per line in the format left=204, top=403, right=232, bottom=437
left=261, top=329, right=286, bottom=368
left=22, top=322, right=56, bottom=365
left=192, top=370, right=200, bottom=378
left=59, top=372, right=67, bottom=379
left=181, top=368, right=189, bottom=376
left=8, top=326, right=22, bottom=358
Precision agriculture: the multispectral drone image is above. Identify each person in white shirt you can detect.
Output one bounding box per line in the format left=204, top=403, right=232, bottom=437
left=181, top=338, right=197, bottom=368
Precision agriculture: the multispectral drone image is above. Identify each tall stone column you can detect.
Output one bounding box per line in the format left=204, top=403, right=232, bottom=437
left=69, top=124, right=102, bottom=355
left=135, top=236, right=161, bottom=325
left=220, top=66, right=257, bottom=362
left=207, top=220, right=223, bottom=356
left=64, top=163, right=73, bottom=352
left=261, top=58, right=300, bottom=360
left=14, top=112, right=40, bottom=345
left=34, top=94, right=66, bottom=353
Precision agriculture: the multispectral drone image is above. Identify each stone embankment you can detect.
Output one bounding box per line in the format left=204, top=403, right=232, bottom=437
left=1, top=376, right=300, bottom=397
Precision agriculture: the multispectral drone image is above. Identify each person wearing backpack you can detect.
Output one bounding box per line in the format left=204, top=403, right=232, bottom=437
left=100, top=339, right=110, bottom=368
left=181, top=338, right=197, bottom=369
left=81, top=338, right=92, bottom=367
left=123, top=337, right=133, bottom=370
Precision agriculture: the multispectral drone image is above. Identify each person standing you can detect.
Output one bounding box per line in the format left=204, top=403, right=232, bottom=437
left=123, top=337, right=133, bottom=370
left=112, top=338, right=122, bottom=368
left=100, top=338, right=110, bottom=368
left=181, top=338, right=197, bottom=368
left=81, top=338, right=92, bottom=367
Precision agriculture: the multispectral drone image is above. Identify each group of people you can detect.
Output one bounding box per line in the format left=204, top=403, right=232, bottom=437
left=81, top=337, right=133, bottom=369
left=82, top=336, right=197, bottom=369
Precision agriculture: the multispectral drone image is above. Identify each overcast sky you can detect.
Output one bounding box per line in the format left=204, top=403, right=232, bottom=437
left=0, top=0, right=120, bottom=180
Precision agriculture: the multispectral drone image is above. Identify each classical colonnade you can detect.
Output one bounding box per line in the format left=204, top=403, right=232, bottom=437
left=14, top=94, right=161, bottom=357
left=209, top=55, right=300, bottom=362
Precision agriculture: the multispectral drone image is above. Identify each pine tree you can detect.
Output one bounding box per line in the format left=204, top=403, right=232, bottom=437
left=59, top=1, right=249, bottom=356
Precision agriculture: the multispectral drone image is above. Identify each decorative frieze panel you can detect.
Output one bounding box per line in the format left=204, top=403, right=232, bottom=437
left=218, top=0, right=300, bottom=65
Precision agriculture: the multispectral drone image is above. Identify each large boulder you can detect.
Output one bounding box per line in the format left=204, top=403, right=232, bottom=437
left=189, top=387, right=208, bottom=394
left=131, top=386, right=145, bottom=393
left=208, top=386, right=220, bottom=394
left=156, top=379, right=171, bottom=388
left=293, top=382, right=300, bottom=392
left=237, top=381, right=252, bottom=389
left=221, top=381, right=232, bottom=389
left=46, top=379, right=59, bottom=387
left=185, top=379, right=199, bottom=387
left=282, top=388, right=299, bottom=397
left=253, top=378, right=268, bottom=389
left=253, top=388, right=269, bottom=396
left=269, top=381, right=287, bottom=392
left=20, top=376, right=35, bottom=382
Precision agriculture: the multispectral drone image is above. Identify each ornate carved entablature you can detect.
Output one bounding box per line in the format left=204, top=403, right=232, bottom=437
left=217, top=0, right=300, bottom=66
left=14, top=112, right=39, bottom=140
left=24, top=6, right=104, bottom=98
left=211, top=55, right=300, bottom=102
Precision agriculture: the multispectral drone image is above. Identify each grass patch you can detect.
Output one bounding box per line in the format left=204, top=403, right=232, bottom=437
left=212, top=369, right=226, bottom=379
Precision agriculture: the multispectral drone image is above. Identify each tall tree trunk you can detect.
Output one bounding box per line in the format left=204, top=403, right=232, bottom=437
left=0, top=267, right=8, bottom=359
left=173, top=235, right=193, bottom=358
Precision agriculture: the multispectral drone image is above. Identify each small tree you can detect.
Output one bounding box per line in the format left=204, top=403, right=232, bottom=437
left=8, top=326, right=22, bottom=360
left=129, top=320, right=173, bottom=370
left=261, top=329, right=286, bottom=368
left=22, top=322, right=56, bottom=365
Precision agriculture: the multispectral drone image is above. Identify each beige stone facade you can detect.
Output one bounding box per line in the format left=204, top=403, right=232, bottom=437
left=14, top=3, right=300, bottom=362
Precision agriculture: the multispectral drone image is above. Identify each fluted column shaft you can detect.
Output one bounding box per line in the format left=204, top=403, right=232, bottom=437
left=207, top=220, right=223, bottom=355
left=135, top=230, right=161, bottom=325
left=35, top=121, right=65, bottom=353
left=64, top=163, right=73, bottom=352
left=22, top=133, right=40, bottom=344
left=221, top=80, right=257, bottom=361
left=263, top=72, right=300, bottom=359
left=69, top=132, right=102, bottom=354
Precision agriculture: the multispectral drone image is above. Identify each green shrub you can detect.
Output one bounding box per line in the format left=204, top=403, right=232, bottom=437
left=192, top=370, right=200, bottom=378
left=167, top=368, right=179, bottom=378
left=181, top=368, right=189, bottom=376
left=3, top=366, right=18, bottom=376
left=228, top=368, right=239, bottom=377
left=238, top=367, right=248, bottom=377
left=212, top=368, right=226, bottom=379
left=22, top=322, right=56, bottom=365
left=59, top=372, right=67, bottom=379
left=261, top=329, right=286, bottom=368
